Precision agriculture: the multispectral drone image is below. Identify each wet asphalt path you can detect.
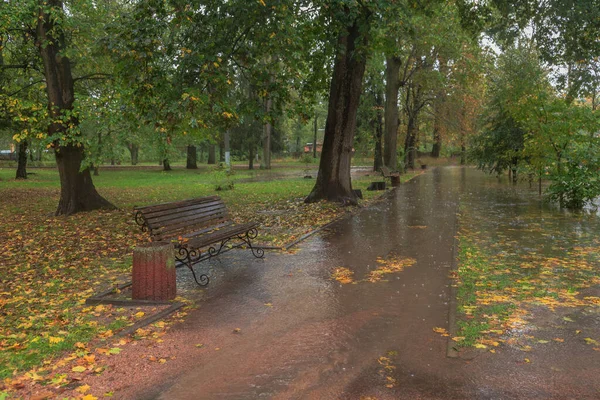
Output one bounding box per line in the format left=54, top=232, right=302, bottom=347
left=143, top=167, right=466, bottom=399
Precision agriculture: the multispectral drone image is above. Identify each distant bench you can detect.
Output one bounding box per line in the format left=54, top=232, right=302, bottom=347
left=134, top=196, right=264, bottom=286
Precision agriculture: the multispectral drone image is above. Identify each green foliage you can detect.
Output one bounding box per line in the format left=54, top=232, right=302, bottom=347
left=545, top=141, right=600, bottom=209
left=210, top=164, right=235, bottom=191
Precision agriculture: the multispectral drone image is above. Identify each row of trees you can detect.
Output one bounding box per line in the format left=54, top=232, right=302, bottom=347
left=1, top=0, right=598, bottom=213
left=470, top=1, right=600, bottom=209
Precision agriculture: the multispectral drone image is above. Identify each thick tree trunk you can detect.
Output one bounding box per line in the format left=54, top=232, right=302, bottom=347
left=186, top=145, right=198, bottom=169
left=55, top=145, right=114, bottom=215
left=305, top=9, right=371, bottom=205
left=128, top=143, right=139, bottom=165
left=208, top=144, right=216, bottom=164
left=36, top=1, right=114, bottom=215
left=16, top=140, right=28, bottom=179
left=384, top=56, right=402, bottom=170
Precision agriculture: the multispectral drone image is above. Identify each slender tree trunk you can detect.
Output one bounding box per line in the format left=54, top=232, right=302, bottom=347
left=186, top=145, right=198, bottom=169
left=431, top=57, right=447, bottom=158
left=373, top=90, right=384, bottom=172
left=36, top=1, right=114, bottom=215
left=305, top=8, right=371, bottom=204
left=208, top=144, right=216, bottom=164
left=249, top=144, right=255, bottom=170
left=262, top=97, right=272, bottom=169
left=163, top=159, right=172, bottom=171
left=218, top=139, right=224, bottom=163
left=313, top=114, right=318, bottom=158
left=16, top=140, right=28, bottom=179
left=405, top=113, right=418, bottom=170
left=384, top=56, right=401, bottom=170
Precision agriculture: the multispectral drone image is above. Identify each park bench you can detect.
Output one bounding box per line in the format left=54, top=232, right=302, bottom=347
left=380, top=166, right=401, bottom=187
left=134, top=196, right=264, bottom=286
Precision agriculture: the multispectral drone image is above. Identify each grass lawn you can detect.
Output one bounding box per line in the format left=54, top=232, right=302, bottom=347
left=0, top=162, right=420, bottom=387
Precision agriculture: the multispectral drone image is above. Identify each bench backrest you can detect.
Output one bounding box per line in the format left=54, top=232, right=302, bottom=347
left=134, top=196, right=230, bottom=241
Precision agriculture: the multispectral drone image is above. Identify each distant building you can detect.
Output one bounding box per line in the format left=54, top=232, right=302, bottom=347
left=303, top=142, right=322, bottom=154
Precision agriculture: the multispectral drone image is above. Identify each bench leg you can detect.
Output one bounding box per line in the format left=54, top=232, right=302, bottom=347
left=237, top=228, right=265, bottom=259
left=175, top=247, right=209, bottom=286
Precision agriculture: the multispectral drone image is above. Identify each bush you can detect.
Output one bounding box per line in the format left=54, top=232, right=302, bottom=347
left=210, top=164, right=235, bottom=191
left=546, top=145, right=600, bottom=209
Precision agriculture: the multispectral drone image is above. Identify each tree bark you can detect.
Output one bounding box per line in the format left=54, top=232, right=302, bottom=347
left=405, top=112, right=418, bottom=170
left=186, top=145, right=198, bottom=169
left=163, top=159, right=172, bottom=171
left=248, top=144, right=255, bottom=170
left=262, top=97, right=272, bottom=169
left=313, top=114, right=318, bottom=158
left=36, top=1, right=114, bottom=215
left=16, top=140, right=28, bottom=179
left=218, top=139, right=225, bottom=163
left=384, top=56, right=402, bottom=170
left=128, top=143, right=139, bottom=165
left=305, top=8, right=371, bottom=205
left=207, top=144, right=216, bottom=164
left=373, top=89, right=384, bottom=172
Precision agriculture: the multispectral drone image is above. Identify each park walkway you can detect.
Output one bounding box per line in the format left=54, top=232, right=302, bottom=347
left=109, top=167, right=598, bottom=399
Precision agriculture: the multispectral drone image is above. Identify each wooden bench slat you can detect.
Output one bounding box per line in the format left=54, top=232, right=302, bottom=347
left=146, top=203, right=228, bottom=226
left=135, top=196, right=220, bottom=214
left=184, top=222, right=258, bottom=250
left=150, top=211, right=229, bottom=235
left=153, top=216, right=230, bottom=241
left=142, top=200, right=226, bottom=220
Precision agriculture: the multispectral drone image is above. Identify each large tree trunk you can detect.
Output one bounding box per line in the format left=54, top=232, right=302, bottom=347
left=186, top=145, right=198, bottom=169
left=36, top=1, right=114, bottom=215
left=16, top=140, right=28, bottom=179
left=208, top=144, right=216, bottom=164
left=305, top=9, right=371, bottom=205
left=384, top=56, right=402, bottom=170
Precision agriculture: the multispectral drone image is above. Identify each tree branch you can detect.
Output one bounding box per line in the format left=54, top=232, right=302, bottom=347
left=73, top=73, right=112, bottom=82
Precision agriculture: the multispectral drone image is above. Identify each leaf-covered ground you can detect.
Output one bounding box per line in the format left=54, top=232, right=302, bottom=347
left=449, top=193, right=600, bottom=353
left=0, top=165, right=420, bottom=398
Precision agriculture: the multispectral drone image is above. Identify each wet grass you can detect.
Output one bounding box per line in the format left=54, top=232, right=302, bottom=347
left=453, top=179, right=600, bottom=350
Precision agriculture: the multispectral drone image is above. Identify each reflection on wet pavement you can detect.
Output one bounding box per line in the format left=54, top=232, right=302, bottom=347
left=148, top=167, right=599, bottom=400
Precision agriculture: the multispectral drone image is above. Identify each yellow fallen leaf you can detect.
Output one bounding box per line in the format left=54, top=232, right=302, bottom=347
left=433, top=327, right=449, bottom=336
left=49, top=336, right=64, bottom=344
left=553, top=338, right=564, bottom=343
left=82, top=395, right=98, bottom=400
left=524, top=358, right=531, bottom=363
left=72, top=366, right=86, bottom=373
left=474, top=343, right=487, bottom=349
left=584, top=338, right=599, bottom=345
left=452, top=337, right=465, bottom=342
left=159, top=358, right=166, bottom=364
left=76, top=384, right=91, bottom=394
left=134, top=312, right=145, bottom=318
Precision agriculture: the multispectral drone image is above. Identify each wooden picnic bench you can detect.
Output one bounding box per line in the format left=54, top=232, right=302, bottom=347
left=380, top=166, right=401, bottom=186
left=134, top=196, right=263, bottom=286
